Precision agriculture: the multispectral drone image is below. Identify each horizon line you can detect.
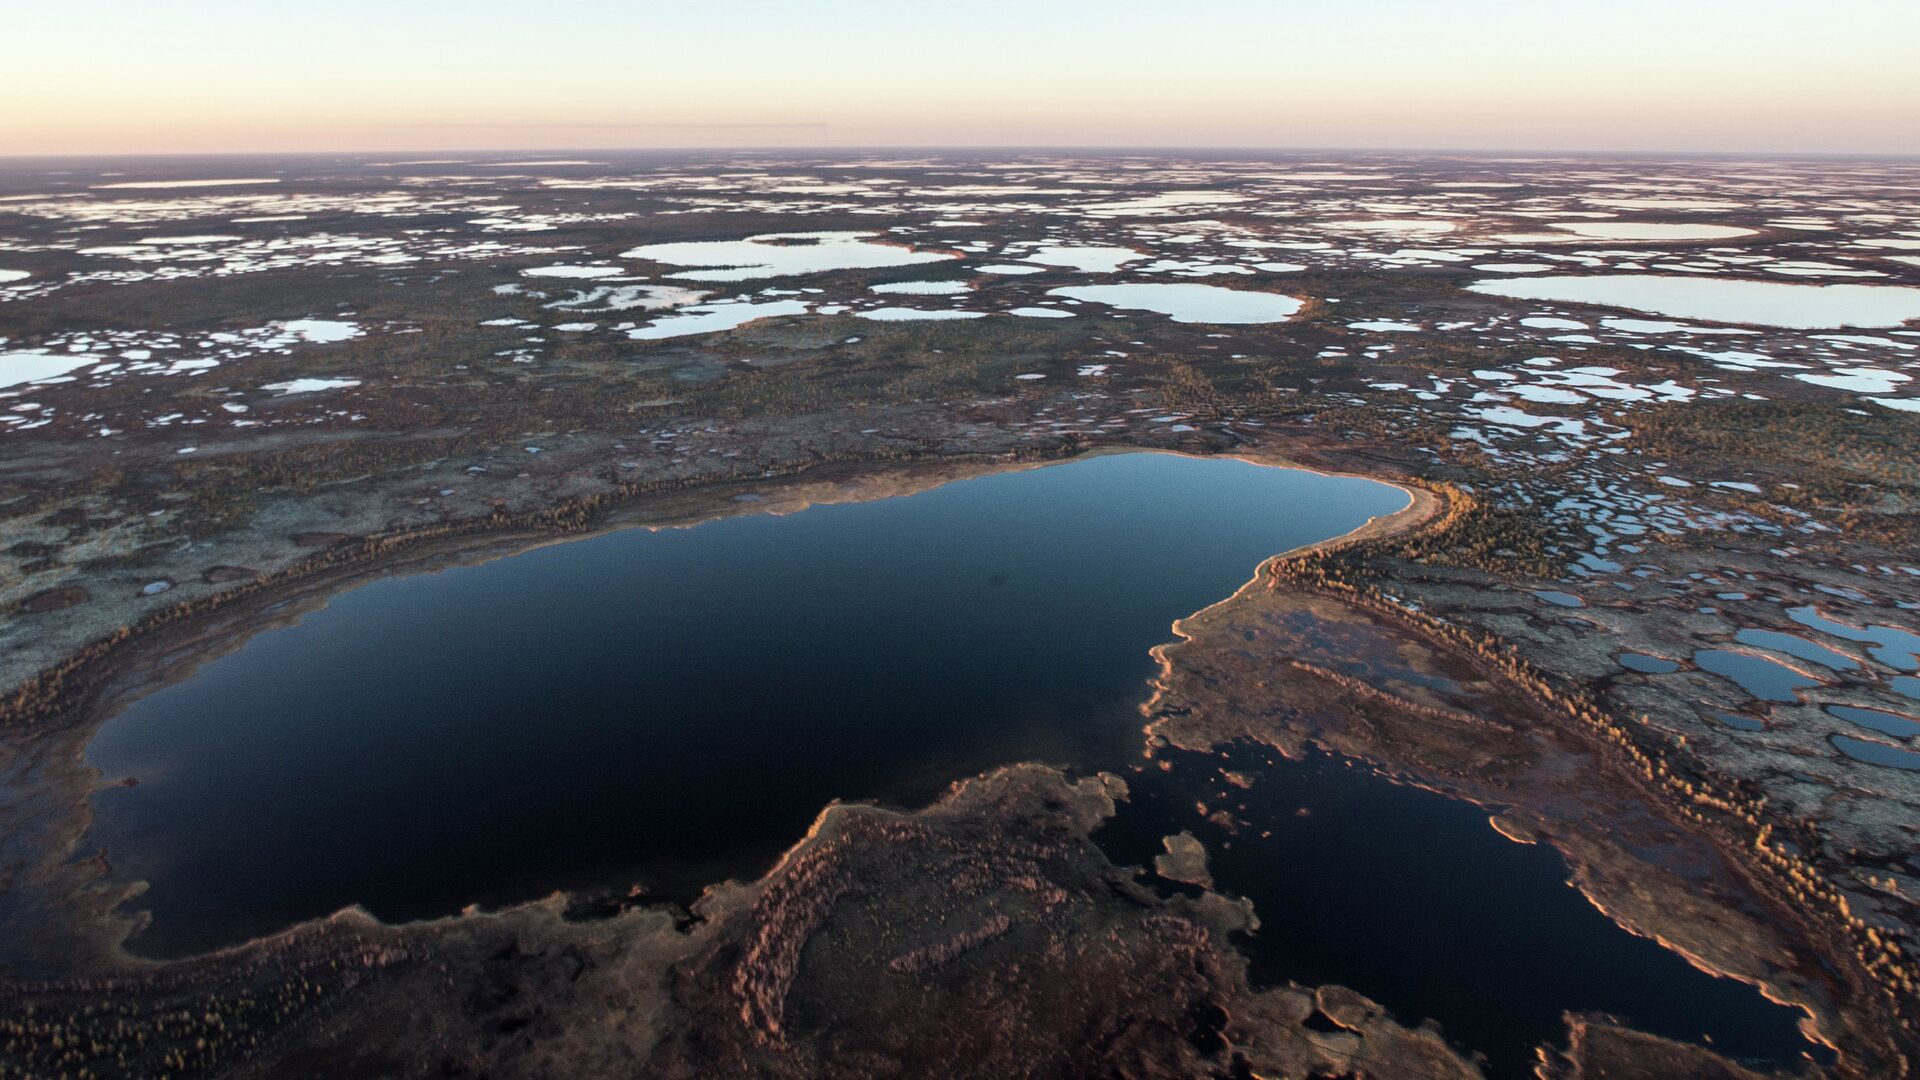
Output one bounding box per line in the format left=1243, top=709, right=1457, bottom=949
left=3, top=143, right=1919, bottom=164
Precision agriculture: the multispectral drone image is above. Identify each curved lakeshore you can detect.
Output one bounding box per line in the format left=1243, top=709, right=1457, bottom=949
left=1144, top=478, right=1910, bottom=1070
left=3, top=448, right=1404, bottom=969
left=0, top=442, right=1892, bottom=1076
left=3, top=139, right=1920, bottom=1080
left=78, top=451, right=1409, bottom=956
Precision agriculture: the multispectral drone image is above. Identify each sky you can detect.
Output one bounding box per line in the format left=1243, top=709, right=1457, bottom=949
left=8, top=0, right=1919, bottom=157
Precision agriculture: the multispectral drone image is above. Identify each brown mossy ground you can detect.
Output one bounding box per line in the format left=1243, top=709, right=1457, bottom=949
left=1541, top=1018, right=1790, bottom=1080
left=1139, top=497, right=1909, bottom=1074
left=5, top=181, right=1920, bottom=1076
left=1, top=766, right=1488, bottom=1080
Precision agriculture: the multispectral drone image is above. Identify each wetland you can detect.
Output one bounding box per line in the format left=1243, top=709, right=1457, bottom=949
left=3, top=149, right=1918, bottom=1079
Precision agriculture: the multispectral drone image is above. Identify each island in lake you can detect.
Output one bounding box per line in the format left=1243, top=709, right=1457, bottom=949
left=1, top=149, right=1917, bottom=1079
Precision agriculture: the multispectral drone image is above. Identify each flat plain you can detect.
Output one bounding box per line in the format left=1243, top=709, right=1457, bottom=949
left=2, top=151, right=1918, bottom=1079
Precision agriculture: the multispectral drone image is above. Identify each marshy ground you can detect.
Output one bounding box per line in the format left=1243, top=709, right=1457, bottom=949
left=2, top=151, right=1918, bottom=1078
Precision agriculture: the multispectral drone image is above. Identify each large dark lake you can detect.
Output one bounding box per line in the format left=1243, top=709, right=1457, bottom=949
left=83, top=452, right=1813, bottom=1074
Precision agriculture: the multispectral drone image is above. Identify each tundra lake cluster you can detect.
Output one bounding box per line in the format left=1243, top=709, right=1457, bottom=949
left=2, top=152, right=1919, bottom=1079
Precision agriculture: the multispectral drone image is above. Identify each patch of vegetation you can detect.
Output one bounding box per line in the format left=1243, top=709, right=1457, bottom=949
left=0, top=932, right=410, bottom=1080
left=1347, top=482, right=1568, bottom=578
left=686, top=315, right=1110, bottom=416
left=1134, top=353, right=1302, bottom=417
left=1628, top=399, right=1920, bottom=547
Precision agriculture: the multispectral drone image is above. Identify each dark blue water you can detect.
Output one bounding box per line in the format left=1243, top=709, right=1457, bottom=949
left=1827, top=704, right=1920, bottom=740
left=1097, top=745, right=1823, bottom=1078
left=1831, top=734, right=1920, bottom=770
left=1694, top=649, right=1823, bottom=703
left=87, top=453, right=1403, bottom=953
left=1734, top=628, right=1859, bottom=672
left=1618, top=651, right=1681, bottom=674
left=81, top=451, right=1815, bottom=1074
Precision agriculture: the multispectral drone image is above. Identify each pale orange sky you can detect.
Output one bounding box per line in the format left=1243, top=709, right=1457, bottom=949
left=8, top=1, right=1919, bottom=156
